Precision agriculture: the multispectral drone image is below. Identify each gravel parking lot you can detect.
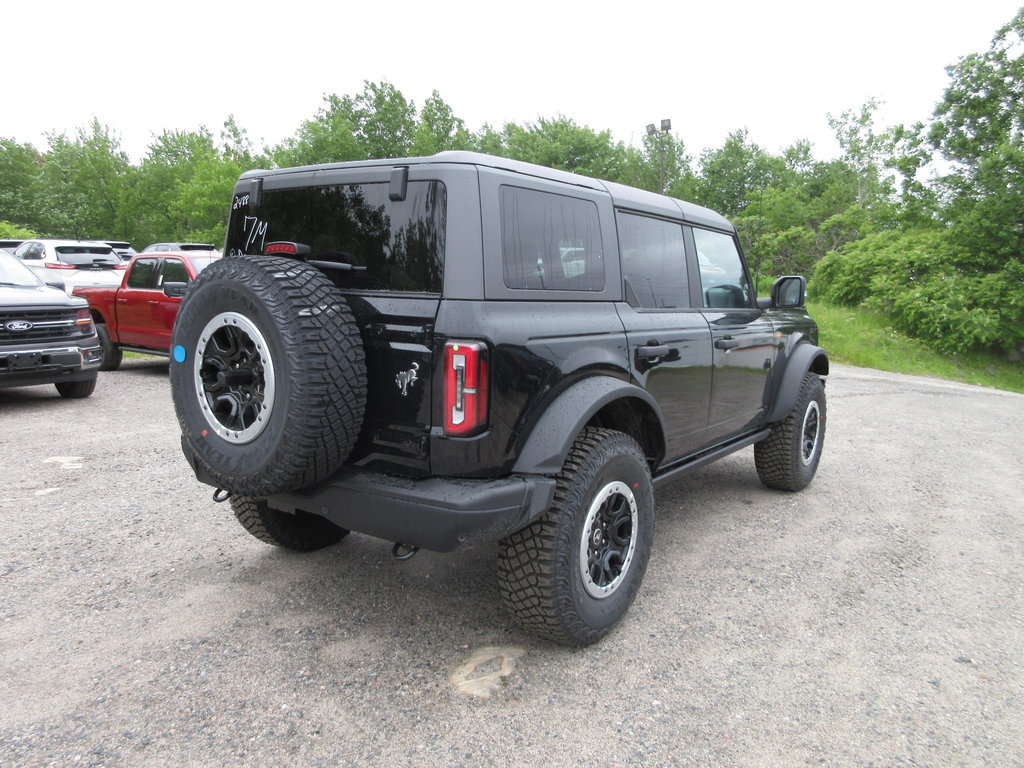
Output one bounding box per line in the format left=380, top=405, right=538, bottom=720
left=1, top=360, right=1022, bottom=767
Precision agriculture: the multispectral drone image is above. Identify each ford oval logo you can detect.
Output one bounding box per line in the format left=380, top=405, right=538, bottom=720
left=6, top=320, right=33, bottom=332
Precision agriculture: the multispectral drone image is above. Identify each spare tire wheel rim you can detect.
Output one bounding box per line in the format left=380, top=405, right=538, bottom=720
left=193, top=311, right=276, bottom=444
left=579, top=480, right=639, bottom=599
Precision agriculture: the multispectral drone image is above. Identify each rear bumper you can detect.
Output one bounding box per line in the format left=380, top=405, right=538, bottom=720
left=266, top=470, right=557, bottom=552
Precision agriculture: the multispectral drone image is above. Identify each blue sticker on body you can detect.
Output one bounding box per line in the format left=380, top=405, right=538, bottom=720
left=173, top=345, right=187, bottom=363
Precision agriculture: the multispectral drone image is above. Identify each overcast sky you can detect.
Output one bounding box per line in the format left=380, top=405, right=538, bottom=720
left=6, top=1, right=1021, bottom=164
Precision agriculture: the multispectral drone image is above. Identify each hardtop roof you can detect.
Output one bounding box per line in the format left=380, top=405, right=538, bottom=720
left=238, top=151, right=734, bottom=233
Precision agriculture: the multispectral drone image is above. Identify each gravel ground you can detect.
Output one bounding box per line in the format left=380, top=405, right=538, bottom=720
left=1, top=360, right=1022, bottom=767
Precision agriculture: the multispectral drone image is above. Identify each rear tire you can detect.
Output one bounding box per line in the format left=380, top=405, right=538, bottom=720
left=755, top=372, right=826, bottom=491
left=497, top=427, right=654, bottom=646
left=230, top=495, right=349, bottom=551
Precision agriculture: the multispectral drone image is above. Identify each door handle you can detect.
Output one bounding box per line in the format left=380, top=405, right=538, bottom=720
left=637, top=344, right=671, bottom=359
left=715, top=337, right=740, bottom=350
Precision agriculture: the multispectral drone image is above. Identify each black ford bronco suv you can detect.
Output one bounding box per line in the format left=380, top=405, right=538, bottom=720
left=169, top=151, right=828, bottom=646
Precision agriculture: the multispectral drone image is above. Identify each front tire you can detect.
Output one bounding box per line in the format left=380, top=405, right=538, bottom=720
left=230, top=495, right=349, bottom=551
left=97, top=325, right=122, bottom=371
left=755, top=372, right=826, bottom=491
left=497, top=427, right=654, bottom=646
left=55, top=377, right=96, bottom=399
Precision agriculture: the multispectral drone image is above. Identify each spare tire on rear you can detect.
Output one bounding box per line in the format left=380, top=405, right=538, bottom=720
left=169, top=256, right=367, bottom=497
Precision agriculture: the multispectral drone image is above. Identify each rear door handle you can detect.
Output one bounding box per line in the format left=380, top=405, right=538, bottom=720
left=715, top=337, right=740, bottom=350
left=637, top=344, right=671, bottom=359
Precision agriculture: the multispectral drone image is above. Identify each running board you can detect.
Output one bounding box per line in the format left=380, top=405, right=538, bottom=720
left=652, top=428, right=771, bottom=489
left=118, top=346, right=169, bottom=358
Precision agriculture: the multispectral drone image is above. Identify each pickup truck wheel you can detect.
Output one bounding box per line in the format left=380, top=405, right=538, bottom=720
left=55, top=377, right=96, bottom=399
left=230, top=495, right=349, bottom=551
left=755, top=372, right=826, bottom=491
left=497, top=427, right=654, bottom=646
left=97, top=325, right=122, bottom=371
left=170, top=256, right=367, bottom=497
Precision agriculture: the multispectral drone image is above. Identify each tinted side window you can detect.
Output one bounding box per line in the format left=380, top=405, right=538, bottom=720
left=500, top=186, right=604, bottom=291
left=617, top=213, right=688, bottom=309
left=128, top=258, right=160, bottom=289
left=160, top=258, right=189, bottom=284
left=226, top=181, right=446, bottom=293
left=693, top=228, right=751, bottom=308
left=16, top=243, right=43, bottom=260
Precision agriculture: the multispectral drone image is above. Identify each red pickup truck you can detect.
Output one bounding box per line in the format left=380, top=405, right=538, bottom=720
left=73, top=251, right=220, bottom=370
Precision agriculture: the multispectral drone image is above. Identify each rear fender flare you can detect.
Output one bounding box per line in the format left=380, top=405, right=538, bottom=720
left=766, top=344, right=829, bottom=423
left=512, top=376, right=665, bottom=475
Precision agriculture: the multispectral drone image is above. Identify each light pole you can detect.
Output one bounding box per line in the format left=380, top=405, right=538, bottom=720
left=646, top=119, right=671, bottom=194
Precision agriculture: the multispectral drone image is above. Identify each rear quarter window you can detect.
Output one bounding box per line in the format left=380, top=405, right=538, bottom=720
left=225, top=181, right=446, bottom=294
left=500, top=186, right=605, bottom=292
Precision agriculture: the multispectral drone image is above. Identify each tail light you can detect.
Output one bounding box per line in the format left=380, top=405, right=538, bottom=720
left=45, top=262, right=77, bottom=270
left=443, top=341, right=489, bottom=436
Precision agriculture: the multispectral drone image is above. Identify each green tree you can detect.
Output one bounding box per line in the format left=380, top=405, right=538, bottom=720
left=31, top=119, right=131, bottom=239
left=929, top=9, right=1024, bottom=267
left=692, top=130, right=784, bottom=218
left=0, top=139, right=43, bottom=232
left=411, top=91, right=474, bottom=155
left=827, top=98, right=896, bottom=210
left=487, top=116, right=626, bottom=179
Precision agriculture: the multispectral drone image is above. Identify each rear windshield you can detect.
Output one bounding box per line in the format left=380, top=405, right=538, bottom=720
left=54, top=246, right=119, bottom=266
left=226, top=181, right=446, bottom=293
left=179, top=244, right=216, bottom=251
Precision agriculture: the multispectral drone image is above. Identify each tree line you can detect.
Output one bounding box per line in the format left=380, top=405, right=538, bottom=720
left=1, top=9, right=1021, bottom=360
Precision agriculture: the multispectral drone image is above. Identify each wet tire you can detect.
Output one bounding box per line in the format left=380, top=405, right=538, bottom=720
left=755, top=372, right=826, bottom=491
left=170, top=256, right=367, bottom=497
left=230, top=495, right=349, bottom=551
left=497, top=427, right=654, bottom=646
left=55, top=377, right=96, bottom=399
left=97, top=325, right=122, bottom=371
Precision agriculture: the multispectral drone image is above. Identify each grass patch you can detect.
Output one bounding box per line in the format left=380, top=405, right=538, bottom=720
left=808, top=301, right=1024, bottom=394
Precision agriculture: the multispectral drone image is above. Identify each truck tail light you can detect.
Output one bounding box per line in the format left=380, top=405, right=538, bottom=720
left=443, top=341, right=489, bottom=436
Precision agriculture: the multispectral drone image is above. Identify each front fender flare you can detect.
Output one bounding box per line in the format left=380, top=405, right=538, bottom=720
left=512, top=376, right=665, bottom=475
left=766, top=344, right=829, bottom=423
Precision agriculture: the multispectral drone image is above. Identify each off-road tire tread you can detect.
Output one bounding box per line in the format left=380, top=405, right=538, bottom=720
left=172, top=256, right=367, bottom=496
left=230, top=495, right=349, bottom=551
left=755, top=372, right=825, bottom=491
left=497, top=427, right=651, bottom=646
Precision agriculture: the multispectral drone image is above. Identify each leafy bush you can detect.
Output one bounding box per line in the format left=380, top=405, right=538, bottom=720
left=811, top=229, right=1024, bottom=358
left=0, top=220, right=37, bottom=239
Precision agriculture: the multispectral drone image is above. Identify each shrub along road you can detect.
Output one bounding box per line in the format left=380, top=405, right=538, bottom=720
left=1, top=360, right=1021, bottom=767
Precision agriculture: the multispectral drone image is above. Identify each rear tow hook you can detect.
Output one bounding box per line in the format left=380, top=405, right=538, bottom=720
left=212, top=488, right=230, bottom=503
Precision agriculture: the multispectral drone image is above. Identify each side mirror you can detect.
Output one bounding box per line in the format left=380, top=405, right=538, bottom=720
left=163, top=281, right=188, bottom=298
left=45, top=280, right=67, bottom=292
left=771, top=275, right=807, bottom=308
